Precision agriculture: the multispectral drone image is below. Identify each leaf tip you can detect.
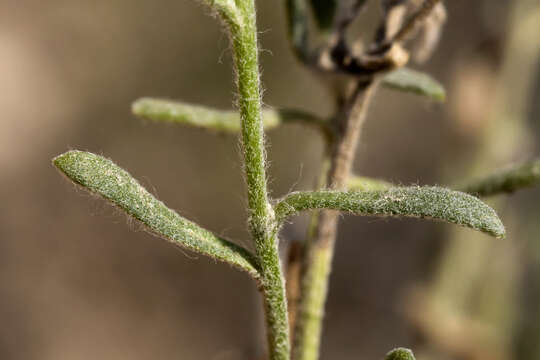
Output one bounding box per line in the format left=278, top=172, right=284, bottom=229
left=434, top=89, right=446, bottom=102
left=491, top=220, right=506, bottom=239
left=131, top=97, right=149, bottom=116
left=52, top=150, right=81, bottom=173
left=385, top=347, right=416, bottom=360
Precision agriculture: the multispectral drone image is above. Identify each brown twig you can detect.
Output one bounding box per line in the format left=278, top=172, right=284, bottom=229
left=284, top=2, right=445, bottom=358
left=391, top=0, right=442, bottom=43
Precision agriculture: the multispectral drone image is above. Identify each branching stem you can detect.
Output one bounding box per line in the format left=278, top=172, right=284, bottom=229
left=293, top=80, right=376, bottom=360
left=288, top=1, right=447, bottom=356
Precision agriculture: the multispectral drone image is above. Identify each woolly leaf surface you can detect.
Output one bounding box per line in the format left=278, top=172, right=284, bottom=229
left=275, top=186, right=505, bottom=238
left=385, top=347, right=416, bottom=360
left=53, top=150, right=261, bottom=279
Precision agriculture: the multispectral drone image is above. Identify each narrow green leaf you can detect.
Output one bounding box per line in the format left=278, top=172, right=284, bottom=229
left=385, top=347, right=416, bottom=360
left=132, top=98, right=263, bottom=133
left=347, top=175, right=392, bottom=191
left=132, top=98, right=329, bottom=136
left=53, top=150, right=261, bottom=279
left=458, top=159, right=540, bottom=197
left=382, top=67, right=446, bottom=102
left=275, top=186, right=505, bottom=238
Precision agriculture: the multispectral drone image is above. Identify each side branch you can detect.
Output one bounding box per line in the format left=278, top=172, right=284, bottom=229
left=458, top=159, right=540, bottom=197
left=292, top=80, right=378, bottom=360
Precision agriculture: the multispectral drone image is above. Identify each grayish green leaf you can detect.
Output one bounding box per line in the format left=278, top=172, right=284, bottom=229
left=382, top=67, right=446, bottom=101
left=274, top=186, right=505, bottom=238
left=132, top=98, right=329, bottom=137
left=53, top=150, right=261, bottom=279
left=458, top=159, right=540, bottom=197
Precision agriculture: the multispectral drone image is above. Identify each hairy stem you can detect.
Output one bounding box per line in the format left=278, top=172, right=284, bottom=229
left=230, top=1, right=290, bottom=359
left=293, top=80, right=376, bottom=360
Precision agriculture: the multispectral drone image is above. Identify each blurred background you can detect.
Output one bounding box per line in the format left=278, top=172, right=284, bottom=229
left=1, top=0, right=539, bottom=359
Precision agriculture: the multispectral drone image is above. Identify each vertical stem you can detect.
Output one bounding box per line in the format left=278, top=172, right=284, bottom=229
left=293, top=81, right=377, bottom=360
left=231, top=1, right=290, bottom=359
left=286, top=156, right=331, bottom=339
left=233, top=1, right=270, bottom=228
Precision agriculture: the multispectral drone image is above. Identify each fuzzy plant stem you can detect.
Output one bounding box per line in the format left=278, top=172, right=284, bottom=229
left=229, top=1, right=290, bottom=359
left=293, top=80, right=376, bottom=360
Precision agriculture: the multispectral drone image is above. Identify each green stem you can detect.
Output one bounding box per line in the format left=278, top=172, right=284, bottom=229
left=293, top=81, right=376, bottom=360
left=232, top=0, right=269, bottom=229
left=231, top=1, right=290, bottom=359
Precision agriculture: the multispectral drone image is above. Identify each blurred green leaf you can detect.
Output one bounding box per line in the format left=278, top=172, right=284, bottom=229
left=132, top=98, right=328, bottom=136
left=458, top=159, right=540, bottom=197
left=382, top=67, right=446, bottom=101
left=133, top=98, right=270, bottom=133
left=347, top=175, right=392, bottom=191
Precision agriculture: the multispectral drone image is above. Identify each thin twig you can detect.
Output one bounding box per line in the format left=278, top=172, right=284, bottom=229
left=390, top=0, right=442, bottom=43
left=286, top=2, right=446, bottom=359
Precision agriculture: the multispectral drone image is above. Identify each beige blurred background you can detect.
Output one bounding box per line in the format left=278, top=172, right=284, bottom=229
left=1, top=1, right=539, bottom=359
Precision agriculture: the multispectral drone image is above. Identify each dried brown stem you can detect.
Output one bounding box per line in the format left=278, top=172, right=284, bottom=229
left=391, top=0, right=442, bottom=43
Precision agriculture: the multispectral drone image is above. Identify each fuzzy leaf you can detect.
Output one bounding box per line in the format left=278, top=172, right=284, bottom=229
left=385, top=347, right=416, bottom=360
left=382, top=67, right=446, bottom=101
left=53, top=150, right=261, bottom=279
left=132, top=98, right=328, bottom=136
left=132, top=98, right=267, bottom=132
left=275, top=186, right=505, bottom=238
left=458, top=159, right=540, bottom=197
